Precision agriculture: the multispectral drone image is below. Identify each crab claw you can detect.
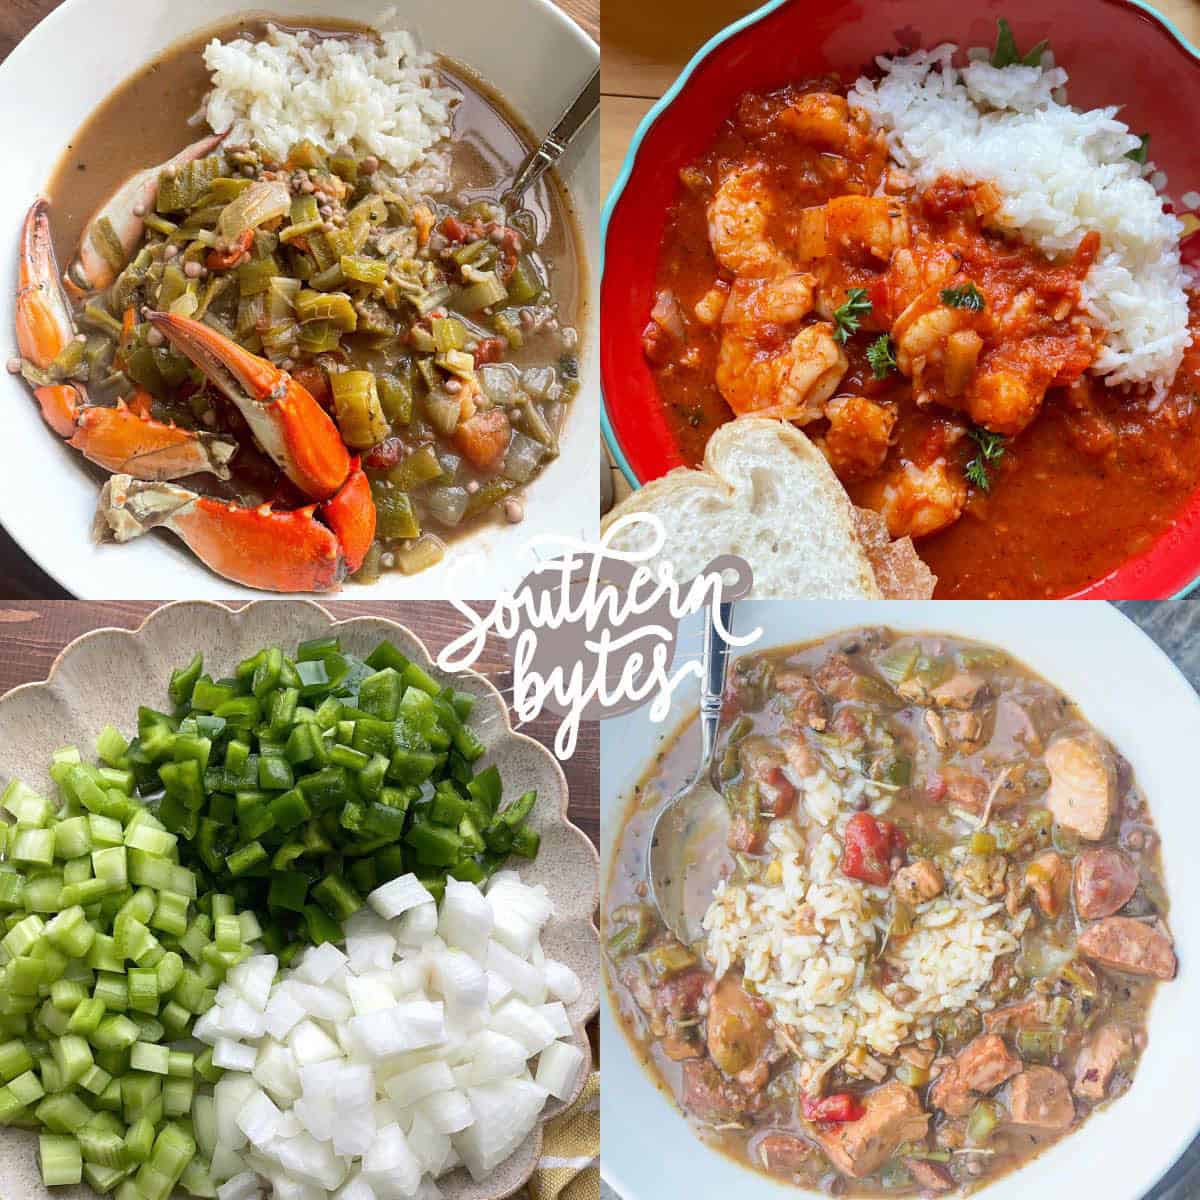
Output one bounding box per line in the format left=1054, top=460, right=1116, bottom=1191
left=146, top=311, right=351, bottom=500
left=15, top=200, right=237, bottom=479
left=68, top=132, right=225, bottom=295
left=93, top=460, right=375, bottom=592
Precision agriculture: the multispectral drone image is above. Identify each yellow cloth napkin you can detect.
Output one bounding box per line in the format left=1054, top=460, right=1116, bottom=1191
left=525, top=1072, right=600, bottom=1200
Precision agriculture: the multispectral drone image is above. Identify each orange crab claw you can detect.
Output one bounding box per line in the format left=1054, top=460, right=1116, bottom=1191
left=95, top=476, right=345, bottom=592
left=69, top=400, right=238, bottom=480
left=319, top=458, right=375, bottom=575
left=15, top=201, right=239, bottom=481
left=68, top=132, right=225, bottom=295
left=17, top=198, right=74, bottom=368
left=146, top=311, right=351, bottom=500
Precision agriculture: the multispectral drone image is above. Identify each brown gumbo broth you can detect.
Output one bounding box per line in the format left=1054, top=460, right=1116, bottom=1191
left=606, top=628, right=1174, bottom=1195
left=42, top=16, right=585, bottom=580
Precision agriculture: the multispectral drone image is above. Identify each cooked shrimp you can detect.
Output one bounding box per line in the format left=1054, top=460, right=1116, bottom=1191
left=693, top=281, right=730, bottom=326
left=966, top=367, right=1042, bottom=435
left=825, top=195, right=909, bottom=265
left=861, top=457, right=967, bottom=539
left=716, top=317, right=847, bottom=423
left=722, top=274, right=815, bottom=325
left=822, top=394, right=896, bottom=481
left=707, top=164, right=791, bottom=277
left=777, top=92, right=852, bottom=150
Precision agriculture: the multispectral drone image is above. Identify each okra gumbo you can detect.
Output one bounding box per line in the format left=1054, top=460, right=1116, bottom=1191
left=606, top=628, right=1175, bottom=1195
left=23, top=18, right=583, bottom=588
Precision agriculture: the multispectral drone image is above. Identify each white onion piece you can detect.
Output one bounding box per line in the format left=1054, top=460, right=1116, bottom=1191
left=535, top=1041, right=584, bottom=1100
left=369, top=874, right=434, bottom=920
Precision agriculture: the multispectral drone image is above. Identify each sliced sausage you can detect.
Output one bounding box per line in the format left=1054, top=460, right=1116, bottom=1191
left=739, top=736, right=797, bottom=818
left=905, top=1158, right=955, bottom=1192
left=757, top=1133, right=814, bottom=1175
left=775, top=670, right=828, bottom=731
left=1007, top=1066, right=1075, bottom=1130
left=813, top=1081, right=929, bottom=1178
left=1073, top=1023, right=1134, bottom=1101
left=983, top=995, right=1049, bottom=1034
left=1074, top=848, right=1139, bottom=920
left=1044, top=735, right=1115, bottom=840
left=929, top=1034, right=1022, bottom=1117
left=680, top=1058, right=763, bottom=1124
left=1077, top=916, right=1176, bottom=980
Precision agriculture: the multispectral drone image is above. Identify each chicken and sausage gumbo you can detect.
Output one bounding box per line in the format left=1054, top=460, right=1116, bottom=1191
left=25, top=18, right=582, bottom=584
left=606, top=629, right=1175, bottom=1194
left=642, top=81, right=1200, bottom=599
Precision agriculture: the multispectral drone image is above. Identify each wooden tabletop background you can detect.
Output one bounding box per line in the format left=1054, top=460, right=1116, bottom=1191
left=0, top=0, right=597, bottom=599
left=0, top=600, right=599, bottom=845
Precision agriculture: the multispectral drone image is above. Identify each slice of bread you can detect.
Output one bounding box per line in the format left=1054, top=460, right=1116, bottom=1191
left=603, top=418, right=935, bottom=599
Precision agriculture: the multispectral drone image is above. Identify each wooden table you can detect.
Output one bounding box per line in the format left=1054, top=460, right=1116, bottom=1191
left=0, top=600, right=599, bottom=845
left=0, top=0, right=597, bottom=598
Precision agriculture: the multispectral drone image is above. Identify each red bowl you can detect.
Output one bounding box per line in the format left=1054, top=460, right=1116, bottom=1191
left=600, top=0, right=1200, bottom=599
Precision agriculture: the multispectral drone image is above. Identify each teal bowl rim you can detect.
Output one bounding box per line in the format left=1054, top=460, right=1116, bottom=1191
left=598, top=0, right=1200, bottom=601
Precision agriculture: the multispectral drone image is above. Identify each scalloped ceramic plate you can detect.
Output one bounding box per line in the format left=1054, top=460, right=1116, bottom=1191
left=0, top=600, right=599, bottom=1200
left=0, top=0, right=598, bottom=599
left=600, top=0, right=1200, bottom=599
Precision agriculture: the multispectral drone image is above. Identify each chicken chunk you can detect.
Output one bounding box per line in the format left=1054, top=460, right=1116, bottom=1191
left=1073, top=1023, right=1134, bottom=1101
left=930, top=673, right=986, bottom=710
left=1007, top=1067, right=1075, bottom=1130
left=1044, top=735, right=1116, bottom=840
left=1073, top=847, right=1140, bottom=920
left=1077, top=916, right=1176, bottom=980
left=1025, top=850, right=1071, bottom=919
left=707, top=974, right=774, bottom=1087
left=758, top=1133, right=815, bottom=1175
left=814, top=653, right=866, bottom=700
left=813, top=1082, right=929, bottom=1178
left=893, top=859, right=944, bottom=905
left=930, top=766, right=987, bottom=813
left=929, top=1035, right=1022, bottom=1117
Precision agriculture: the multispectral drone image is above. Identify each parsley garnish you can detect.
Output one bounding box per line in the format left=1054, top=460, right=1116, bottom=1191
left=940, top=282, right=985, bottom=312
left=1126, top=133, right=1150, bottom=166
left=833, top=288, right=872, bottom=344
left=866, top=335, right=897, bottom=380
left=964, top=426, right=1006, bottom=492
left=990, top=18, right=1049, bottom=68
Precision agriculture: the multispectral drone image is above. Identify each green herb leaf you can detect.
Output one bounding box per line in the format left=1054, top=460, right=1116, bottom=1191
left=1126, top=133, right=1150, bottom=166
left=940, top=282, right=986, bottom=312
left=833, top=288, right=872, bottom=344
left=991, top=18, right=1020, bottom=67
left=964, top=425, right=1006, bottom=492
left=866, top=334, right=897, bottom=380
left=991, top=18, right=1049, bottom=68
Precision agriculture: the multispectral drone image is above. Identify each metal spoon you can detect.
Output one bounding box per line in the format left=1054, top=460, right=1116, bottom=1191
left=501, top=68, right=599, bottom=211
left=647, top=600, right=735, bottom=945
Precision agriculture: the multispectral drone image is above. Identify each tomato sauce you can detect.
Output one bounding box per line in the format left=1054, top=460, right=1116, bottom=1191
left=647, top=84, right=1200, bottom=599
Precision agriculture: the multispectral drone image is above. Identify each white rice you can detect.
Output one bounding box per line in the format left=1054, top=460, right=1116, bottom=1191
left=203, top=23, right=458, bottom=188
left=704, top=754, right=1025, bottom=1064
left=849, top=45, right=1192, bottom=394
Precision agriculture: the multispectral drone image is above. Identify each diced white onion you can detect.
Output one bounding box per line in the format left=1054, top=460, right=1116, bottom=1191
left=535, top=1040, right=585, bottom=1100
left=369, top=874, right=434, bottom=920
left=543, top=960, right=582, bottom=1005
left=214, top=1038, right=258, bottom=1072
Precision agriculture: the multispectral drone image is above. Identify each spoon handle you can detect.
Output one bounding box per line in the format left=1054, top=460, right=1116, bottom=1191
left=699, top=601, right=734, bottom=771
left=504, top=68, right=600, bottom=207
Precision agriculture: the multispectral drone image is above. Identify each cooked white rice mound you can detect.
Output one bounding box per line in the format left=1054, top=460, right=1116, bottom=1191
left=203, top=24, right=457, bottom=184
left=849, top=45, right=1191, bottom=394
left=704, top=766, right=1027, bottom=1063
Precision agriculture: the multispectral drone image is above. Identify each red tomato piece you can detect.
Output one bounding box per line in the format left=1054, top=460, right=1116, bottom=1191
left=840, top=812, right=906, bottom=886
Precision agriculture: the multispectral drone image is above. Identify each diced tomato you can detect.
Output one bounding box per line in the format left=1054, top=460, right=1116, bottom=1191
left=801, top=1093, right=865, bottom=1123
left=292, top=364, right=331, bottom=409
left=362, top=437, right=405, bottom=470
left=473, top=338, right=505, bottom=367
left=453, top=408, right=511, bottom=469
left=840, top=812, right=906, bottom=886
left=206, top=229, right=254, bottom=271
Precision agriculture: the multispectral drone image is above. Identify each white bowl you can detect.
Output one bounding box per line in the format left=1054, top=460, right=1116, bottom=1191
left=0, top=0, right=598, bottom=598
left=601, top=601, right=1200, bottom=1200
